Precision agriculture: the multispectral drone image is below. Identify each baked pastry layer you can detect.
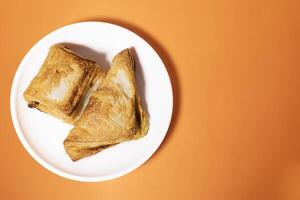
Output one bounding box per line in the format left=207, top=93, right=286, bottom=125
left=23, top=44, right=106, bottom=123
left=64, top=49, right=149, bottom=161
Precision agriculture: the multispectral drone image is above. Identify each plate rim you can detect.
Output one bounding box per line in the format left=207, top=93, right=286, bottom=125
left=10, top=21, right=173, bottom=182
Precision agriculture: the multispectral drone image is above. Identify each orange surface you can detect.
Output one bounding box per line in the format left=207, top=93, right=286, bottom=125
left=1, top=0, right=300, bottom=199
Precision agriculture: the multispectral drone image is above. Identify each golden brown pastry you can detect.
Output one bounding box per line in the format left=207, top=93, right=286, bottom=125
left=64, top=49, right=149, bottom=161
left=23, top=44, right=106, bottom=123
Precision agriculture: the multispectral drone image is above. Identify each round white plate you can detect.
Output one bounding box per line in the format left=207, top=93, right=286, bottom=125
left=10, top=22, right=173, bottom=182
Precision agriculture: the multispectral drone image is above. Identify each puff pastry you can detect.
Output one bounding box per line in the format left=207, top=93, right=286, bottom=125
left=23, top=44, right=106, bottom=123
left=64, top=49, right=149, bottom=161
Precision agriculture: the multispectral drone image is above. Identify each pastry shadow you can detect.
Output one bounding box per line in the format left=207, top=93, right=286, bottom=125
left=59, top=42, right=110, bottom=70
left=130, top=47, right=149, bottom=116
left=76, top=18, right=181, bottom=161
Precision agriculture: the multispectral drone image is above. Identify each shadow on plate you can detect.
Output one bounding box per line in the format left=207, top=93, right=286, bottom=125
left=60, top=43, right=110, bottom=70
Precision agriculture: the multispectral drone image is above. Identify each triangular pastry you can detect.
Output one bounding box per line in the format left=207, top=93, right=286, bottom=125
left=64, top=49, right=149, bottom=161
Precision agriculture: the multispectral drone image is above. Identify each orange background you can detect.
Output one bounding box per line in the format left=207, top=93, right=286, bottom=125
left=1, top=0, right=300, bottom=199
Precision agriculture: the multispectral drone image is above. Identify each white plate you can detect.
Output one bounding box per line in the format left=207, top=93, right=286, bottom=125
left=10, top=22, right=173, bottom=182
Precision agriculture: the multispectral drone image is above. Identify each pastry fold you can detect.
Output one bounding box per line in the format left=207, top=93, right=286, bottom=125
left=23, top=44, right=106, bottom=123
left=64, top=49, right=149, bottom=161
